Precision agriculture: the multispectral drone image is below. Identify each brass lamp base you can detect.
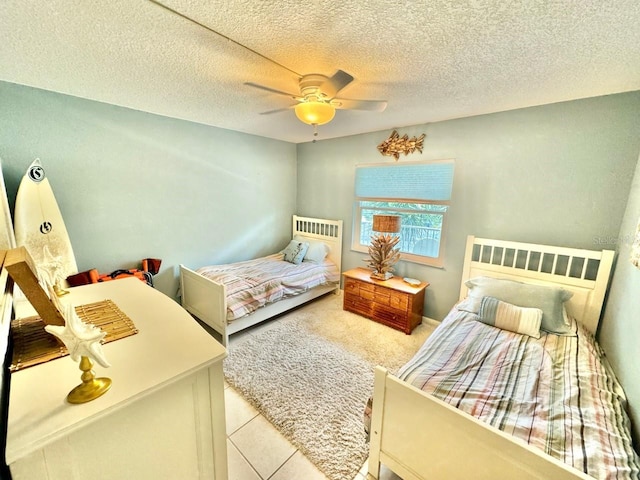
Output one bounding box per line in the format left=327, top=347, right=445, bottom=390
left=67, top=356, right=112, bottom=404
left=370, top=271, right=393, bottom=281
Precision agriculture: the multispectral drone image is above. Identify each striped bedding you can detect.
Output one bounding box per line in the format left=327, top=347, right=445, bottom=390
left=392, top=305, right=640, bottom=479
left=196, top=253, right=339, bottom=321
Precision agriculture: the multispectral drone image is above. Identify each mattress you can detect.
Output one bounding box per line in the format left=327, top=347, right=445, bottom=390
left=196, top=253, right=339, bottom=321
left=371, top=305, right=640, bottom=480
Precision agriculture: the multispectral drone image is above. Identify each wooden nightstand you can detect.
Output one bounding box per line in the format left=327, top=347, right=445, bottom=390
left=342, top=267, right=429, bottom=334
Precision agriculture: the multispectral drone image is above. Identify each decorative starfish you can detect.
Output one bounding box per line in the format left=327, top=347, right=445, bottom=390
left=45, top=303, right=111, bottom=368
left=38, top=245, right=67, bottom=290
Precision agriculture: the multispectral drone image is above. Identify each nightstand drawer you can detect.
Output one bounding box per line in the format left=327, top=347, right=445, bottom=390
left=372, top=303, right=409, bottom=329
left=347, top=280, right=410, bottom=310
left=345, top=278, right=366, bottom=294
left=344, top=292, right=373, bottom=317
left=344, top=293, right=407, bottom=329
left=344, top=278, right=375, bottom=299
left=383, top=288, right=409, bottom=311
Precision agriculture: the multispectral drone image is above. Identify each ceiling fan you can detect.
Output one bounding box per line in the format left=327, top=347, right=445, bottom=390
left=147, top=0, right=387, bottom=135
left=245, top=70, right=387, bottom=130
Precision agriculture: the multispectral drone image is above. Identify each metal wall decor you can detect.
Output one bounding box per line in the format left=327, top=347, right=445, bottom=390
left=377, top=130, right=426, bottom=160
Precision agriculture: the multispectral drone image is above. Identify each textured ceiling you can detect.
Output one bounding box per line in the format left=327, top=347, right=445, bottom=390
left=2, top=0, right=640, bottom=144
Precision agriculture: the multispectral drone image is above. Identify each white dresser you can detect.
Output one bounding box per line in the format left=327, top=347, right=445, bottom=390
left=6, top=277, right=228, bottom=480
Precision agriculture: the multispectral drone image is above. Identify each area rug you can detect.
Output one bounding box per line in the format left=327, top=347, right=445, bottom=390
left=223, top=293, right=436, bottom=480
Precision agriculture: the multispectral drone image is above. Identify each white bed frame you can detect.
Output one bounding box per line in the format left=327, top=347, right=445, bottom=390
left=179, top=215, right=343, bottom=346
left=367, top=235, right=616, bottom=480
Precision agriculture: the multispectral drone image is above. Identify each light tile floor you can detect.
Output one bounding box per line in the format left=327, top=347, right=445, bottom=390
left=220, top=316, right=402, bottom=480
left=223, top=322, right=330, bottom=480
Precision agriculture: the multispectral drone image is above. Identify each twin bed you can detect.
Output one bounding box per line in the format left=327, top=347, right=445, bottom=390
left=367, top=236, right=639, bottom=480
left=179, top=216, right=342, bottom=346
left=180, top=221, right=639, bottom=479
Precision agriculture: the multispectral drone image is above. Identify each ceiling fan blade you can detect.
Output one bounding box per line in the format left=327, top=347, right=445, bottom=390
left=320, top=70, right=354, bottom=99
left=331, top=98, right=388, bottom=112
left=245, top=82, right=301, bottom=100
left=259, top=105, right=296, bottom=115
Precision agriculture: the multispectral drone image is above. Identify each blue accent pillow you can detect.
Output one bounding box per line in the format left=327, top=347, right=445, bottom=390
left=282, top=240, right=309, bottom=265
left=478, top=296, right=542, bottom=338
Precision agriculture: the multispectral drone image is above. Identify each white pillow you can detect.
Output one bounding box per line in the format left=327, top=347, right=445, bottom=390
left=293, top=235, right=330, bottom=263
left=459, top=276, right=574, bottom=336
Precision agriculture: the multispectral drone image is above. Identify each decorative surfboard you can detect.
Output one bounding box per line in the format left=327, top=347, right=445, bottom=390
left=14, top=159, right=78, bottom=288
left=0, top=158, right=16, bottom=251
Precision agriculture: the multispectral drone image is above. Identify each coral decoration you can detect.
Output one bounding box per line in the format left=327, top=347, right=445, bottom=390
left=365, top=233, right=401, bottom=280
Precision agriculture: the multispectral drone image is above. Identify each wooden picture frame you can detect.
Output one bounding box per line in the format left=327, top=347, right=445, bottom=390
left=4, top=246, right=65, bottom=326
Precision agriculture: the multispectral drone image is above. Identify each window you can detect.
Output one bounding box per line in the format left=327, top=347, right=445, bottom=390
left=352, top=160, right=455, bottom=267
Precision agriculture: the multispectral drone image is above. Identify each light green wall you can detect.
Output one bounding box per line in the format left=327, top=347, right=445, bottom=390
left=297, top=91, right=640, bottom=322
left=1, top=79, right=639, bottom=444
left=600, top=151, right=640, bottom=446
left=0, top=81, right=297, bottom=298
left=297, top=90, right=640, bottom=445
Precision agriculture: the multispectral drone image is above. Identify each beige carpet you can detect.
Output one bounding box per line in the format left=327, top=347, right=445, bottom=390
left=223, top=292, right=436, bottom=480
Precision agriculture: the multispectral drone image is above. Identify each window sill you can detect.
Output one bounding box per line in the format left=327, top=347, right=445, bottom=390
left=351, top=243, right=445, bottom=269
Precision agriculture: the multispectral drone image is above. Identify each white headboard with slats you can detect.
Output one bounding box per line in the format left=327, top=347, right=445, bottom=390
left=460, top=236, right=615, bottom=334
left=293, top=215, right=343, bottom=272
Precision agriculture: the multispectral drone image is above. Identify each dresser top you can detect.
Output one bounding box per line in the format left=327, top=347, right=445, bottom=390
left=343, top=267, right=429, bottom=294
left=6, top=278, right=226, bottom=464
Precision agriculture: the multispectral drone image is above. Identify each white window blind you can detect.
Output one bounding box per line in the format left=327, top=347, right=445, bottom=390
left=355, top=160, right=455, bottom=202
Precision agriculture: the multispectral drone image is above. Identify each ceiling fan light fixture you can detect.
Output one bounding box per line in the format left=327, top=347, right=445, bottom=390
left=294, top=101, right=335, bottom=125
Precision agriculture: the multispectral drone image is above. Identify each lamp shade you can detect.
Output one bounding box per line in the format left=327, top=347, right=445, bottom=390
left=372, top=214, right=401, bottom=233
left=295, top=101, right=335, bottom=125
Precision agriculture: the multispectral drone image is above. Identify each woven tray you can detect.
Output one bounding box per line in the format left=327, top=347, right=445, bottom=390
left=10, top=299, right=138, bottom=372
